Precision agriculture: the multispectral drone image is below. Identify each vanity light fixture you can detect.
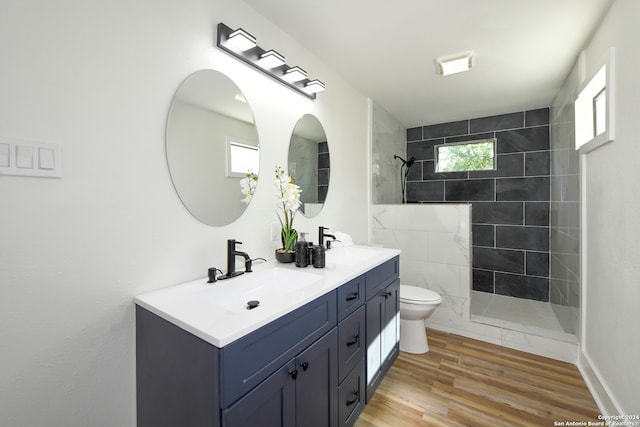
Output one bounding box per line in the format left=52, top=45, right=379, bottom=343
left=282, top=66, right=307, bottom=83
left=436, top=51, right=474, bottom=76
left=216, top=23, right=325, bottom=100
left=303, top=79, right=326, bottom=94
left=226, top=28, right=257, bottom=52
left=258, top=49, right=285, bottom=69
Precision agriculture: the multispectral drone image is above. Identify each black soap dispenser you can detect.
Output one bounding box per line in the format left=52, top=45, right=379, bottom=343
left=295, top=232, right=309, bottom=268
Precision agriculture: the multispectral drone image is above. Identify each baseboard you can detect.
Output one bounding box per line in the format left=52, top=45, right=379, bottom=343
left=577, top=350, right=622, bottom=416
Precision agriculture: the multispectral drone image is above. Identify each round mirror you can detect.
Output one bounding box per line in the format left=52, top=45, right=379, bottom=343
left=287, top=114, right=329, bottom=218
left=166, top=70, right=259, bottom=226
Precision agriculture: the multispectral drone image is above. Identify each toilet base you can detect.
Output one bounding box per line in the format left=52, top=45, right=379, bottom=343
left=400, top=319, right=430, bottom=354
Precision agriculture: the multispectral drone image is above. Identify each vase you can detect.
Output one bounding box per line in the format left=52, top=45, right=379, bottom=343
left=275, top=248, right=295, bottom=263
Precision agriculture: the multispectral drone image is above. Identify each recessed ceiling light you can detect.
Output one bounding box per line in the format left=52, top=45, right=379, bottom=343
left=436, top=51, right=474, bottom=76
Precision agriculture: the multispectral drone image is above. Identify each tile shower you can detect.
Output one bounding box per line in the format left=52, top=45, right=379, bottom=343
left=371, top=102, right=579, bottom=361
left=406, top=108, right=551, bottom=302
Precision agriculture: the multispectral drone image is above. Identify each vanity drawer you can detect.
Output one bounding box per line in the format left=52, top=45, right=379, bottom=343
left=337, top=275, right=365, bottom=321
left=338, top=359, right=365, bottom=427
left=365, top=256, right=399, bottom=301
left=338, top=305, right=365, bottom=383
left=220, top=291, right=337, bottom=407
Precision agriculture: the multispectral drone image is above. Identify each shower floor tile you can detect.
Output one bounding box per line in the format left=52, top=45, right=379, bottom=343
left=471, top=291, right=577, bottom=343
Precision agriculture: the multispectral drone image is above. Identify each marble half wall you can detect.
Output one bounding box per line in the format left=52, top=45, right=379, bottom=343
left=370, top=204, right=578, bottom=362
left=371, top=204, right=472, bottom=327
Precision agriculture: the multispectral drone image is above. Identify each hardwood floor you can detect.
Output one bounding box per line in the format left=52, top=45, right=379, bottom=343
left=355, top=329, right=600, bottom=427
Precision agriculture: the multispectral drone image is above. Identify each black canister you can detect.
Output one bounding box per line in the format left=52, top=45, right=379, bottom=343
left=312, top=245, right=325, bottom=268
left=295, top=240, right=309, bottom=267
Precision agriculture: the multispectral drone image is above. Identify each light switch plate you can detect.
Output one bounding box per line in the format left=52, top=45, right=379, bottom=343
left=0, top=136, right=62, bottom=178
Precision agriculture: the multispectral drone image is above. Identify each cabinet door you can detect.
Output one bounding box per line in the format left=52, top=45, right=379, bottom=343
left=381, top=279, right=400, bottom=366
left=223, top=360, right=296, bottom=427
left=296, top=328, right=338, bottom=427
left=365, top=294, right=383, bottom=402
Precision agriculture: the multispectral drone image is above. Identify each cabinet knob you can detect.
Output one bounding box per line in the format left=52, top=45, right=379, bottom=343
left=381, top=291, right=392, bottom=299
left=346, top=335, right=359, bottom=347
left=288, top=368, right=298, bottom=380
left=300, top=361, right=310, bottom=371
left=345, top=390, right=359, bottom=406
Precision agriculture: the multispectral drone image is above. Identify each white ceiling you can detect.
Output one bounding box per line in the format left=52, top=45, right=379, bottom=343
left=243, top=0, right=613, bottom=127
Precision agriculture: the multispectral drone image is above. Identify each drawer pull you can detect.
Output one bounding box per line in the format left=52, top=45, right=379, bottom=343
left=345, top=292, right=359, bottom=302
left=346, top=335, right=359, bottom=347
left=300, top=361, right=310, bottom=371
left=288, top=368, right=298, bottom=380
left=381, top=291, right=392, bottom=299
left=345, top=391, right=359, bottom=406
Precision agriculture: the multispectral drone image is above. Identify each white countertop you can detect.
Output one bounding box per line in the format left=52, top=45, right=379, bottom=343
left=134, top=245, right=400, bottom=348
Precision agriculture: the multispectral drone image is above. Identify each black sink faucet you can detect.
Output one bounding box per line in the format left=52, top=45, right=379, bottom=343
left=219, top=239, right=251, bottom=280
left=318, top=226, right=336, bottom=249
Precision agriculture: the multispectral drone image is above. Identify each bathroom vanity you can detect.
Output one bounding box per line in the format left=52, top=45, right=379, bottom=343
left=135, top=245, right=400, bottom=427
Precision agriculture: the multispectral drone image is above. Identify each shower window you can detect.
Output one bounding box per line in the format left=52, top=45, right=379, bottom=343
left=435, top=139, right=495, bottom=173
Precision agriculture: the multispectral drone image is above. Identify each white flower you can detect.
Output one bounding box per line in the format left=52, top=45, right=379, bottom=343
left=240, top=171, right=258, bottom=204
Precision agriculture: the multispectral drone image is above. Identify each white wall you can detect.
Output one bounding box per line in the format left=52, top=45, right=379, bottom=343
left=0, top=0, right=370, bottom=425
left=577, top=0, right=640, bottom=414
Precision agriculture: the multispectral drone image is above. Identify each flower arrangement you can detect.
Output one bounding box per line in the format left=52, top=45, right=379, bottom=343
left=240, top=170, right=258, bottom=204
left=274, top=166, right=302, bottom=252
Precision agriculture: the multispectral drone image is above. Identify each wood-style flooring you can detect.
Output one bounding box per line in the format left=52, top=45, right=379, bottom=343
left=355, top=329, right=600, bottom=427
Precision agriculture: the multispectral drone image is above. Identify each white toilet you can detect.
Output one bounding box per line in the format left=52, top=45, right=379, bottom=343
left=399, top=285, right=442, bottom=354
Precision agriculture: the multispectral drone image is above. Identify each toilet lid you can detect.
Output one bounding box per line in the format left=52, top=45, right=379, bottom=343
left=400, top=285, right=441, bottom=303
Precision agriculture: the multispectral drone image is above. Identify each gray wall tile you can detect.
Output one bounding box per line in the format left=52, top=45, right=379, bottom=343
left=445, top=179, right=495, bottom=201
left=473, top=247, right=524, bottom=274
left=472, top=224, right=494, bottom=247
left=526, top=251, right=550, bottom=277
left=423, top=120, right=468, bottom=139
left=525, top=108, right=550, bottom=126
left=473, top=269, right=494, bottom=293
left=407, top=127, right=422, bottom=142
left=406, top=181, right=444, bottom=202
left=525, top=151, right=551, bottom=176
left=495, top=273, right=549, bottom=301
left=497, top=177, right=550, bottom=201
left=525, top=202, right=550, bottom=226
left=472, top=202, right=523, bottom=225
left=470, top=112, right=524, bottom=133
left=496, top=226, right=549, bottom=251
left=497, top=126, right=550, bottom=153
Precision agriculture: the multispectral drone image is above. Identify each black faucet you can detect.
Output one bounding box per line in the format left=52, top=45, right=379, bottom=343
left=218, top=239, right=251, bottom=280
left=318, top=226, right=337, bottom=249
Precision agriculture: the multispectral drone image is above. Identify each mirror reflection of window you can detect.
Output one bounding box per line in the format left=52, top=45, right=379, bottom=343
left=227, top=139, right=259, bottom=177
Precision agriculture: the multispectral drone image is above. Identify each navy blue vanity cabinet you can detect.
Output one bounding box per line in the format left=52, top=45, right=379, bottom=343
left=223, top=328, right=338, bottom=427
left=136, top=305, right=220, bottom=427
left=364, top=256, right=400, bottom=402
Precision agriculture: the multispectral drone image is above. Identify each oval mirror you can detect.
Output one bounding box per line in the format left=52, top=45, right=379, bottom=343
left=166, top=70, right=259, bottom=226
left=287, top=114, right=329, bottom=218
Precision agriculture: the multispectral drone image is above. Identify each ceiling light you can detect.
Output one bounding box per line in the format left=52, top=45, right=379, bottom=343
left=227, top=28, right=256, bottom=52
left=282, top=66, right=307, bottom=83
left=258, top=49, right=285, bottom=69
left=303, top=80, right=325, bottom=94
left=436, top=51, right=474, bottom=76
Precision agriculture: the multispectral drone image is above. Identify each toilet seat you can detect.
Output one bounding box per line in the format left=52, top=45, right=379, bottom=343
left=400, top=285, right=442, bottom=304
